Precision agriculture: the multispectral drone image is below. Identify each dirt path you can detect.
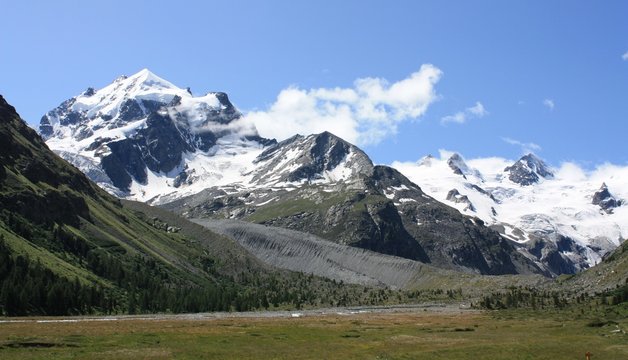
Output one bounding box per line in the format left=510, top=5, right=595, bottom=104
left=0, top=302, right=476, bottom=324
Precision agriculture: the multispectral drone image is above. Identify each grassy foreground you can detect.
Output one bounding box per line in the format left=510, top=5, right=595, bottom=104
left=0, top=307, right=626, bottom=359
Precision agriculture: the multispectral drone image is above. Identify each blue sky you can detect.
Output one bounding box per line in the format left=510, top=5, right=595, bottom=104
left=2, top=0, right=627, bottom=167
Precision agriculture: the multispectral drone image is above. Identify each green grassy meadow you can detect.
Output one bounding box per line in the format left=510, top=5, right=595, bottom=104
left=1, top=307, right=626, bottom=359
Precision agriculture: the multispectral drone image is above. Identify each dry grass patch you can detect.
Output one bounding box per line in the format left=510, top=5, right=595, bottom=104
left=0, top=310, right=626, bottom=359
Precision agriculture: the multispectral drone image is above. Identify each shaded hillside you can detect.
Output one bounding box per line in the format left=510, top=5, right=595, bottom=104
left=560, top=239, right=628, bottom=295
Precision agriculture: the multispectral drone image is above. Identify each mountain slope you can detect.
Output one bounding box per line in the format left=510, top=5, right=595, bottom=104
left=194, top=219, right=430, bottom=289
left=193, top=218, right=548, bottom=294
left=563, top=239, right=628, bottom=294
left=166, top=131, right=543, bottom=276
left=0, top=95, right=375, bottom=316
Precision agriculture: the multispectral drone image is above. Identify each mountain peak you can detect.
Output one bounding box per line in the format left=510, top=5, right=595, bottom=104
left=251, top=131, right=373, bottom=186
left=592, top=182, right=621, bottom=212
left=520, top=152, right=541, bottom=163
left=135, top=67, right=152, bottom=76
left=41, top=70, right=243, bottom=142
left=520, top=153, right=553, bottom=177
left=446, top=153, right=483, bottom=180
left=504, top=153, right=553, bottom=186
left=447, top=153, right=469, bottom=176
left=38, top=70, right=267, bottom=196
left=417, top=154, right=435, bottom=167
left=0, top=94, right=10, bottom=110
left=126, top=68, right=176, bottom=89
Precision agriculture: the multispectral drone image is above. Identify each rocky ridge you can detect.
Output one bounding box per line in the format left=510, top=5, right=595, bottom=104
left=165, top=142, right=544, bottom=276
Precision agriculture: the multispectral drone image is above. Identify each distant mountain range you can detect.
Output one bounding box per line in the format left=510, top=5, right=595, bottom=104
left=40, top=69, right=626, bottom=277
left=393, top=151, right=626, bottom=275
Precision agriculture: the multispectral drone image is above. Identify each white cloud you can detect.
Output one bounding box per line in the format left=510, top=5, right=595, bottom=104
left=440, top=101, right=488, bottom=125
left=502, top=137, right=542, bottom=154
left=543, top=98, right=555, bottom=111
left=555, top=162, right=588, bottom=182
left=466, top=156, right=513, bottom=175
left=440, top=111, right=466, bottom=124
left=622, top=51, right=628, bottom=61
left=467, top=102, right=488, bottom=117
left=557, top=162, right=628, bottom=199
left=243, top=64, right=442, bottom=146
left=193, top=116, right=259, bottom=137
left=437, top=149, right=456, bottom=160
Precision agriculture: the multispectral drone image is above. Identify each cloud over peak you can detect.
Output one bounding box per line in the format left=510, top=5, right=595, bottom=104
left=244, top=64, right=442, bottom=146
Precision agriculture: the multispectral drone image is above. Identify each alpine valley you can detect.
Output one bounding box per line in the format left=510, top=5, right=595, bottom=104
left=0, top=67, right=626, bottom=319
left=40, top=69, right=626, bottom=279
left=4, top=3, right=628, bottom=358
left=0, top=89, right=554, bottom=317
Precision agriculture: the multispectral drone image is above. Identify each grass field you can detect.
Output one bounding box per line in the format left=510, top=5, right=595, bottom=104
left=1, top=307, right=626, bottom=359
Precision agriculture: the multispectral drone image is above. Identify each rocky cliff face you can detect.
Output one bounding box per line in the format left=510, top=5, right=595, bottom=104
left=249, top=131, right=374, bottom=186
left=592, top=183, right=622, bottom=213
left=367, top=166, right=541, bottom=275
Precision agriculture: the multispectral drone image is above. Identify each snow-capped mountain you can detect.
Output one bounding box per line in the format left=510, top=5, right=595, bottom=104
left=393, top=152, right=627, bottom=274
left=164, top=147, right=542, bottom=277
left=40, top=69, right=624, bottom=276
left=40, top=69, right=372, bottom=204
left=41, top=69, right=267, bottom=202
left=40, top=70, right=545, bottom=276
